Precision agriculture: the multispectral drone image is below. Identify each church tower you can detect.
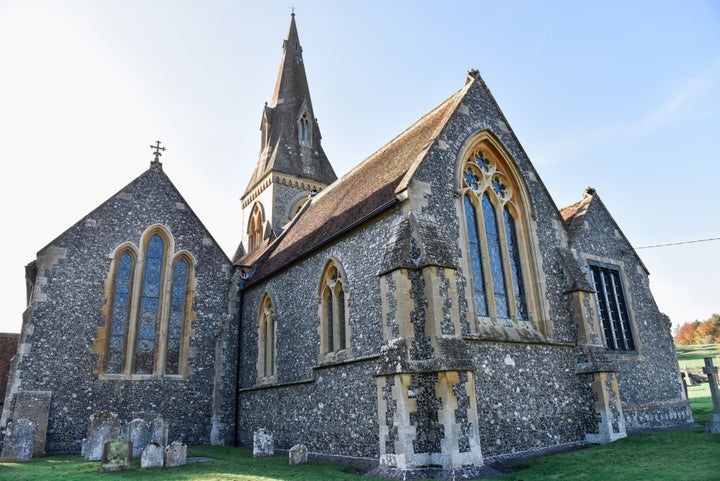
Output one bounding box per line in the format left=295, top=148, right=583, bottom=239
left=240, top=13, right=337, bottom=256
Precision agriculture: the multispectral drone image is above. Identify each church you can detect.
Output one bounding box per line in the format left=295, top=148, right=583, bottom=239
left=1, top=14, right=693, bottom=475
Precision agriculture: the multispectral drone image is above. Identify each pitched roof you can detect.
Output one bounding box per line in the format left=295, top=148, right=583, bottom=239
left=242, top=78, right=474, bottom=284
left=560, top=187, right=649, bottom=275
left=242, top=14, right=336, bottom=197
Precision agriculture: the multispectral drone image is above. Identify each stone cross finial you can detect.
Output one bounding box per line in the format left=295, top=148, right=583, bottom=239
left=702, top=357, right=720, bottom=433
left=149, top=140, right=166, bottom=164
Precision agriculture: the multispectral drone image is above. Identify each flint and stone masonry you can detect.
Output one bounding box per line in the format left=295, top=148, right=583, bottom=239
left=2, top=13, right=692, bottom=477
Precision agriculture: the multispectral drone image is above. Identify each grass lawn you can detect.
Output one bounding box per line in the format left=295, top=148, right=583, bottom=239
left=1, top=381, right=718, bottom=480
left=675, top=343, right=719, bottom=370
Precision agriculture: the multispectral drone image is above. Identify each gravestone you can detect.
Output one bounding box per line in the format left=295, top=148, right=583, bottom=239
left=140, top=441, right=164, bottom=469
left=702, top=357, right=720, bottom=434
left=288, top=443, right=308, bottom=465
left=0, top=419, right=37, bottom=462
left=12, top=390, right=51, bottom=456
left=165, top=441, right=187, bottom=467
left=84, top=411, right=121, bottom=461
left=150, top=417, right=168, bottom=447
left=100, top=438, right=132, bottom=472
left=121, top=418, right=150, bottom=458
left=253, top=428, right=274, bottom=457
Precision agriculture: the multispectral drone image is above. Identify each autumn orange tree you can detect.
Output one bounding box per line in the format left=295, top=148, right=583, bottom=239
left=674, top=314, right=720, bottom=345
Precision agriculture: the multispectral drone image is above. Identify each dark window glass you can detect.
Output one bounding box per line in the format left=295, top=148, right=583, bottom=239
left=504, top=208, right=527, bottom=320
left=166, top=259, right=187, bottom=374
left=337, top=286, right=346, bottom=350
left=590, top=263, right=635, bottom=351
left=464, top=195, right=488, bottom=316
left=482, top=194, right=509, bottom=318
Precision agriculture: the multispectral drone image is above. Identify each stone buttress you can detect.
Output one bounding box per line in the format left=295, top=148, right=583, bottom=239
left=376, top=213, right=483, bottom=470
left=557, top=248, right=627, bottom=443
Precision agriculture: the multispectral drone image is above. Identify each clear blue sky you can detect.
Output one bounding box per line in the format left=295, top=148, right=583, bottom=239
left=1, top=0, right=718, bottom=333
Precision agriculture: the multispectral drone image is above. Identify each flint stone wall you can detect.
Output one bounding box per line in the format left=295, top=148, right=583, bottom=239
left=567, top=195, right=693, bottom=431
left=5, top=168, right=238, bottom=453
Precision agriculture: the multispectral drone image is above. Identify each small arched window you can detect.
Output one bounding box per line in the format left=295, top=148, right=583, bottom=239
left=298, top=112, right=310, bottom=145
left=248, top=203, right=265, bottom=253
left=258, top=294, right=276, bottom=381
left=461, top=139, right=534, bottom=325
left=319, top=260, right=349, bottom=360
left=106, top=249, right=136, bottom=374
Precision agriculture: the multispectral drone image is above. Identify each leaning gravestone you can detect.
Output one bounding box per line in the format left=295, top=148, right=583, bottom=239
left=100, top=438, right=132, bottom=472
left=84, top=411, right=121, bottom=461
left=165, top=441, right=187, bottom=467
left=288, top=443, right=308, bottom=465
left=140, top=441, right=164, bottom=469
left=12, top=391, right=51, bottom=456
left=253, top=428, right=274, bottom=457
left=121, top=418, right=150, bottom=458
left=702, top=357, right=720, bottom=434
left=0, top=419, right=37, bottom=462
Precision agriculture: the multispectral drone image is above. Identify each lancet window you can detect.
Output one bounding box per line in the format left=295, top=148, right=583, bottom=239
left=319, top=260, right=349, bottom=359
left=248, top=203, right=265, bottom=253
left=257, top=294, right=276, bottom=380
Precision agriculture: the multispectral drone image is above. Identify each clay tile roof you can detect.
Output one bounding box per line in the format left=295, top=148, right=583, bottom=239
left=560, top=194, right=593, bottom=242
left=243, top=81, right=473, bottom=285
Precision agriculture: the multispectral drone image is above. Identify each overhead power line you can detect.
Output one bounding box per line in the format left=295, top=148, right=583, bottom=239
left=635, top=237, right=720, bottom=250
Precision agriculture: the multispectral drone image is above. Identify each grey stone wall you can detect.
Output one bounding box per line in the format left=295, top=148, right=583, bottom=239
left=238, top=212, right=399, bottom=455
left=238, top=359, right=379, bottom=458
left=568, top=198, right=693, bottom=430
left=5, top=166, right=237, bottom=453
left=469, top=342, right=596, bottom=456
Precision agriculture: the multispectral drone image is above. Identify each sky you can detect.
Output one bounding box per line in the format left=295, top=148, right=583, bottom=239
left=0, top=0, right=718, bottom=334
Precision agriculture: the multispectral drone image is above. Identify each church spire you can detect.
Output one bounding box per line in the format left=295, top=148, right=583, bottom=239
left=243, top=13, right=337, bottom=198
left=239, top=14, right=337, bottom=257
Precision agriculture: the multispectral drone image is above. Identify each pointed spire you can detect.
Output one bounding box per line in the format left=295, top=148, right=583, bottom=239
left=243, top=14, right=337, bottom=197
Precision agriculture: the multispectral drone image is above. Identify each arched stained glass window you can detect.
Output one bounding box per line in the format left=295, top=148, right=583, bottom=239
left=100, top=227, right=196, bottom=379
left=107, top=252, right=134, bottom=374
left=460, top=138, right=537, bottom=327
left=166, top=259, right=188, bottom=375
left=134, top=234, right=165, bottom=374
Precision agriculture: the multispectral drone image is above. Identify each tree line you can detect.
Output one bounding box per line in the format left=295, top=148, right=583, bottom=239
left=674, top=313, right=720, bottom=345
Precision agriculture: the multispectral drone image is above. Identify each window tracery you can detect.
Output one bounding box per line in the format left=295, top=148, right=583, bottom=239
left=98, top=227, right=195, bottom=378
left=461, top=143, right=532, bottom=325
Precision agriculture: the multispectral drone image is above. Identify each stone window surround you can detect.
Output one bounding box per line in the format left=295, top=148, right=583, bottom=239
left=585, top=257, right=640, bottom=356
left=257, top=293, right=277, bottom=385
left=455, top=131, right=549, bottom=336
left=317, top=258, right=352, bottom=363
left=297, top=111, right=311, bottom=146
left=247, top=202, right=265, bottom=253
left=94, top=224, right=197, bottom=380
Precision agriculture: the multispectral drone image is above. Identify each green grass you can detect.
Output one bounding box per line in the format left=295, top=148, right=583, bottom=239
left=1, top=386, right=718, bottom=480
left=0, top=445, right=381, bottom=480
left=676, top=343, right=719, bottom=370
